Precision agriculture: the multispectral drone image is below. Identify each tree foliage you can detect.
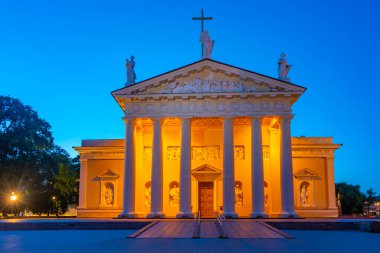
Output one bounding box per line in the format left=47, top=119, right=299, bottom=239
left=335, top=182, right=366, bottom=215
left=365, top=188, right=377, bottom=205
left=0, top=96, right=78, bottom=216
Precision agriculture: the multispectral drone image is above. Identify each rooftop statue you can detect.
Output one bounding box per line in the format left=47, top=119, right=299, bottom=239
left=125, top=55, right=136, bottom=86
left=278, top=52, right=292, bottom=82
left=200, top=30, right=214, bottom=59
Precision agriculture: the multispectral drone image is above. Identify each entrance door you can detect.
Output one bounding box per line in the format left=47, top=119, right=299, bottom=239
left=198, top=182, right=214, bottom=218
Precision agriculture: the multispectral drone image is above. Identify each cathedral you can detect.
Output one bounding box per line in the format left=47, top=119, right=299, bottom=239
left=74, top=31, right=341, bottom=219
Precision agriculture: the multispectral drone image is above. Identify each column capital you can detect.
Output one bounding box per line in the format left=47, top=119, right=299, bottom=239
left=251, top=116, right=263, bottom=122
left=179, top=116, right=193, bottom=122
left=122, top=117, right=136, bottom=126
left=79, top=158, right=88, bottom=163
left=279, top=115, right=294, bottom=121
left=222, top=116, right=235, bottom=123
left=150, top=117, right=165, bottom=125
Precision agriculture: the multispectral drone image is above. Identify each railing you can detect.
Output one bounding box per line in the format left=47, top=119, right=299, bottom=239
left=192, top=210, right=201, bottom=238
left=214, top=211, right=227, bottom=239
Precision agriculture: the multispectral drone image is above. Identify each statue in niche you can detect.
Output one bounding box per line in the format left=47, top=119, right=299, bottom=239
left=235, top=181, right=243, bottom=207
left=104, top=182, right=114, bottom=206
left=145, top=181, right=151, bottom=208
left=200, top=30, right=214, bottom=59
left=125, top=55, right=136, bottom=86
left=264, top=181, right=269, bottom=206
left=300, top=182, right=309, bottom=206
left=278, top=52, right=292, bottom=82
left=169, top=181, right=180, bottom=207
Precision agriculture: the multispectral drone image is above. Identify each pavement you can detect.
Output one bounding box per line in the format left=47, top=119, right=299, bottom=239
left=0, top=229, right=379, bottom=253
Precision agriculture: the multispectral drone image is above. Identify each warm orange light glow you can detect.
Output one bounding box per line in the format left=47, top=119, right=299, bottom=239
left=52, top=196, right=56, bottom=200
left=270, top=118, right=278, bottom=128
left=10, top=192, right=17, bottom=201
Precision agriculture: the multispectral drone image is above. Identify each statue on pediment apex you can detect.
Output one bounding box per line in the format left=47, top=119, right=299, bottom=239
left=125, top=55, right=136, bottom=86
left=278, top=52, right=292, bottom=82
left=200, top=30, right=214, bottom=59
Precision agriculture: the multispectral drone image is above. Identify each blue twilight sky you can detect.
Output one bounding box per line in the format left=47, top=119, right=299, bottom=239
left=1, top=0, right=379, bottom=193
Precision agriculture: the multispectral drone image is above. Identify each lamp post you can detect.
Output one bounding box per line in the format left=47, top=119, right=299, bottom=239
left=10, top=192, right=17, bottom=216
left=52, top=196, right=56, bottom=217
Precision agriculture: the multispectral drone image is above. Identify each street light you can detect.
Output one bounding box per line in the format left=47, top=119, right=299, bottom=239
left=52, top=196, right=57, bottom=217
left=10, top=192, right=17, bottom=216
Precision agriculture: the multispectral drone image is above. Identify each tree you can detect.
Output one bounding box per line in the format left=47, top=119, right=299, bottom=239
left=0, top=96, right=53, bottom=162
left=365, top=188, right=377, bottom=205
left=0, top=96, right=78, bottom=216
left=0, top=96, right=54, bottom=215
left=335, top=182, right=366, bottom=215
left=53, top=157, right=79, bottom=214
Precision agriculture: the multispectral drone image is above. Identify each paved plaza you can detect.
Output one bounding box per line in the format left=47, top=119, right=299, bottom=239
left=0, top=229, right=379, bottom=253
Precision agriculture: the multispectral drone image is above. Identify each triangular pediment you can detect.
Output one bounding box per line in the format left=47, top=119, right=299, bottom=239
left=112, top=59, right=306, bottom=98
left=96, top=169, right=120, bottom=179
left=294, top=168, right=319, bottom=178
left=192, top=164, right=221, bottom=174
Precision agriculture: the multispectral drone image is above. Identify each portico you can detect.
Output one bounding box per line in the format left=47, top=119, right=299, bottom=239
left=117, top=113, right=297, bottom=219
left=75, top=59, right=341, bottom=219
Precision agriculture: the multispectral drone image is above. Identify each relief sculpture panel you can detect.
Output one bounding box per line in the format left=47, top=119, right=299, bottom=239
left=191, top=146, right=220, bottom=160
left=167, top=146, right=181, bottom=160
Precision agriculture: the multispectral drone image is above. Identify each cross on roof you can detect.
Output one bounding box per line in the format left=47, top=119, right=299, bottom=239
left=192, top=9, right=213, bottom=56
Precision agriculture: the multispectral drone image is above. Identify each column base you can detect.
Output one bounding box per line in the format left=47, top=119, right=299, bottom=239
left=147, top=212, right=166, bottom=218
left=279, top=212, right=299, bottom=218
left=222, top=211, right=238, bottom=219
left=250, top=212, right=269, bottom=219
left=176, top=212, right=194, bottom=219
left=118, top=212, right=136, bottom=219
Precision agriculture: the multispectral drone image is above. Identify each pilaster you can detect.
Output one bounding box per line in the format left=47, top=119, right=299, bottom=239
left=326, top=157, right=338, bottom=210
left=78, top=158, right=88, bottom=209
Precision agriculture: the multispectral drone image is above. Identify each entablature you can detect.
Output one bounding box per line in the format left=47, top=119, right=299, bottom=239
left=74, top=146, right=124, bottom=160
left=122, top=96, right=293, bottom=118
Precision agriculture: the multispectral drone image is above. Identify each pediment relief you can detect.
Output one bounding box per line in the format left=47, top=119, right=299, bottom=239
left=131, top=74, right=289, bottom=96
left=138, top=75, right=285, bottom=95
left=113, top=60, right=305, bottom=98
left=294, top=168, right=319, bottom=179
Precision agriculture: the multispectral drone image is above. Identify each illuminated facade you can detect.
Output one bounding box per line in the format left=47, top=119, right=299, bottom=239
left=74, top=59, right=341, bottom=218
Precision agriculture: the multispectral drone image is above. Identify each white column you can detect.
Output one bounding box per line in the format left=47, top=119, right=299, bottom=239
left=177, top=117, right=194, bottom=218
left=119, top=118, right=136, bottom=218
left=148, top=118, right=165, bottom=218
left=222, top=117, right=238, bottom=218
left=280, top=115, right=298, bottom=218
left=250, top=117, right=269, bottom=218
left=78, top=158, right=87, bottom=209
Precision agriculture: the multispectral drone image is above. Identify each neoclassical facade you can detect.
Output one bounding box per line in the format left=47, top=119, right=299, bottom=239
left=75, top=59, right=341, bottom=218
